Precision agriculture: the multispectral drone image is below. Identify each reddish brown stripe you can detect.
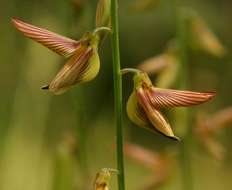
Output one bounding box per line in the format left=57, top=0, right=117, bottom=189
left=12, top=18, right=80, bottom=57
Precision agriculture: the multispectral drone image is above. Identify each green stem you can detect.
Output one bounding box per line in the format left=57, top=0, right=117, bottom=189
left=111, top=1, right=126, bottom=190
left=176, top=7, right=194, bottom=190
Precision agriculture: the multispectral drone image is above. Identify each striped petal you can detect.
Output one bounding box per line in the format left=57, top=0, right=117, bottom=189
left=45, top=46, right=100, bottom=95
left=77, top=48, right=100, bottom=83
left=12, top=18, right=80, bottom=57
left=126, top=92, right=150, bottom=127
left=148, top=87, right=215, bottom=108
left=124, top=143, right=160, bottom=168
left=136, top=88, right=180, bottom=141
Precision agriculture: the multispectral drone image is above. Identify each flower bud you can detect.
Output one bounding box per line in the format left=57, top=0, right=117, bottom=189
left=94, top=168, right=118, bottom=190
left=96, top=0, right=111, bottom=28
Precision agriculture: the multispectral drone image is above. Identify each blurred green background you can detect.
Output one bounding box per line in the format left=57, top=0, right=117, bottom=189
left=0, top=0, right=232, bottom=190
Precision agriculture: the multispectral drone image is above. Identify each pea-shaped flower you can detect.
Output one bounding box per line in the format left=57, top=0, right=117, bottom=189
left=124, top=143, right=170, bottom=189
left=138, top=40, right=179, bottom=88
left=125, top=69, right=215, bottom=140
left=195, top=107, right=232, bottom=160
left=12, top=18, right=110, bottom=94
left=190, top=14, right=226, bottom=57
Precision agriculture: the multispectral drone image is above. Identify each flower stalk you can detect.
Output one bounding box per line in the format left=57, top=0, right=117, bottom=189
left=111, top=0, right=126, bottom=190
left=121, top=68, right=141, bottom=75
left=176, top=8, right=194, bottom=190
left=93, top=26, right=111, bottom=34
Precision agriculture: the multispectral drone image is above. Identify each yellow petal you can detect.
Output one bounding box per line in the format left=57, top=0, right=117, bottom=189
left=126, top=92, right=150, bottom=127
left=136, top=88, right=179, bottom=141
left=78, top=49, right=100, bottom=83
left=47, top=46, right=100, bottom=95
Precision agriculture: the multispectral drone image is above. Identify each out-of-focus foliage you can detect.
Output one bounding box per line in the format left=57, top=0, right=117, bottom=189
left=0, top=0, right=232, bottom=190
left=195, top=107, right=232, bottom=161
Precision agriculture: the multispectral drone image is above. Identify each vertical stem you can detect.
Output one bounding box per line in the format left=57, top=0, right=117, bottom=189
left=111, top=1, right=126, bottom=190
left=176, top=8, right=194, bottom=190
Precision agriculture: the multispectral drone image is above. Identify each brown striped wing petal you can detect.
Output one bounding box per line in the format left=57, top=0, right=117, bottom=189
left=149, top=87, right=215, bottom=108
left=12, top=18, right=80, bottom=57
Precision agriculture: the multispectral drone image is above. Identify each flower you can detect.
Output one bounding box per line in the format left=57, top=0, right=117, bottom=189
left=94, top=168, right=118, bottom=190
left=124, top=143, right=169, bottom=174
left=126, top=70, right=215, bottom=140
left=190, top=15, right=226, bottom=57
left=12, top=18, right=110, bottom=95
left=130, top=0, right=160, bottom=12
left=195, top=107, right=232, bottom=160
left=138, top=40, right=179, bottom=88
left=124, top=143, right=170, bottom=190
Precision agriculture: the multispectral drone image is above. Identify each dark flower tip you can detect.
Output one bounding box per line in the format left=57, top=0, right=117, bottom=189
left=41, top=85, right=49, bottom=90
